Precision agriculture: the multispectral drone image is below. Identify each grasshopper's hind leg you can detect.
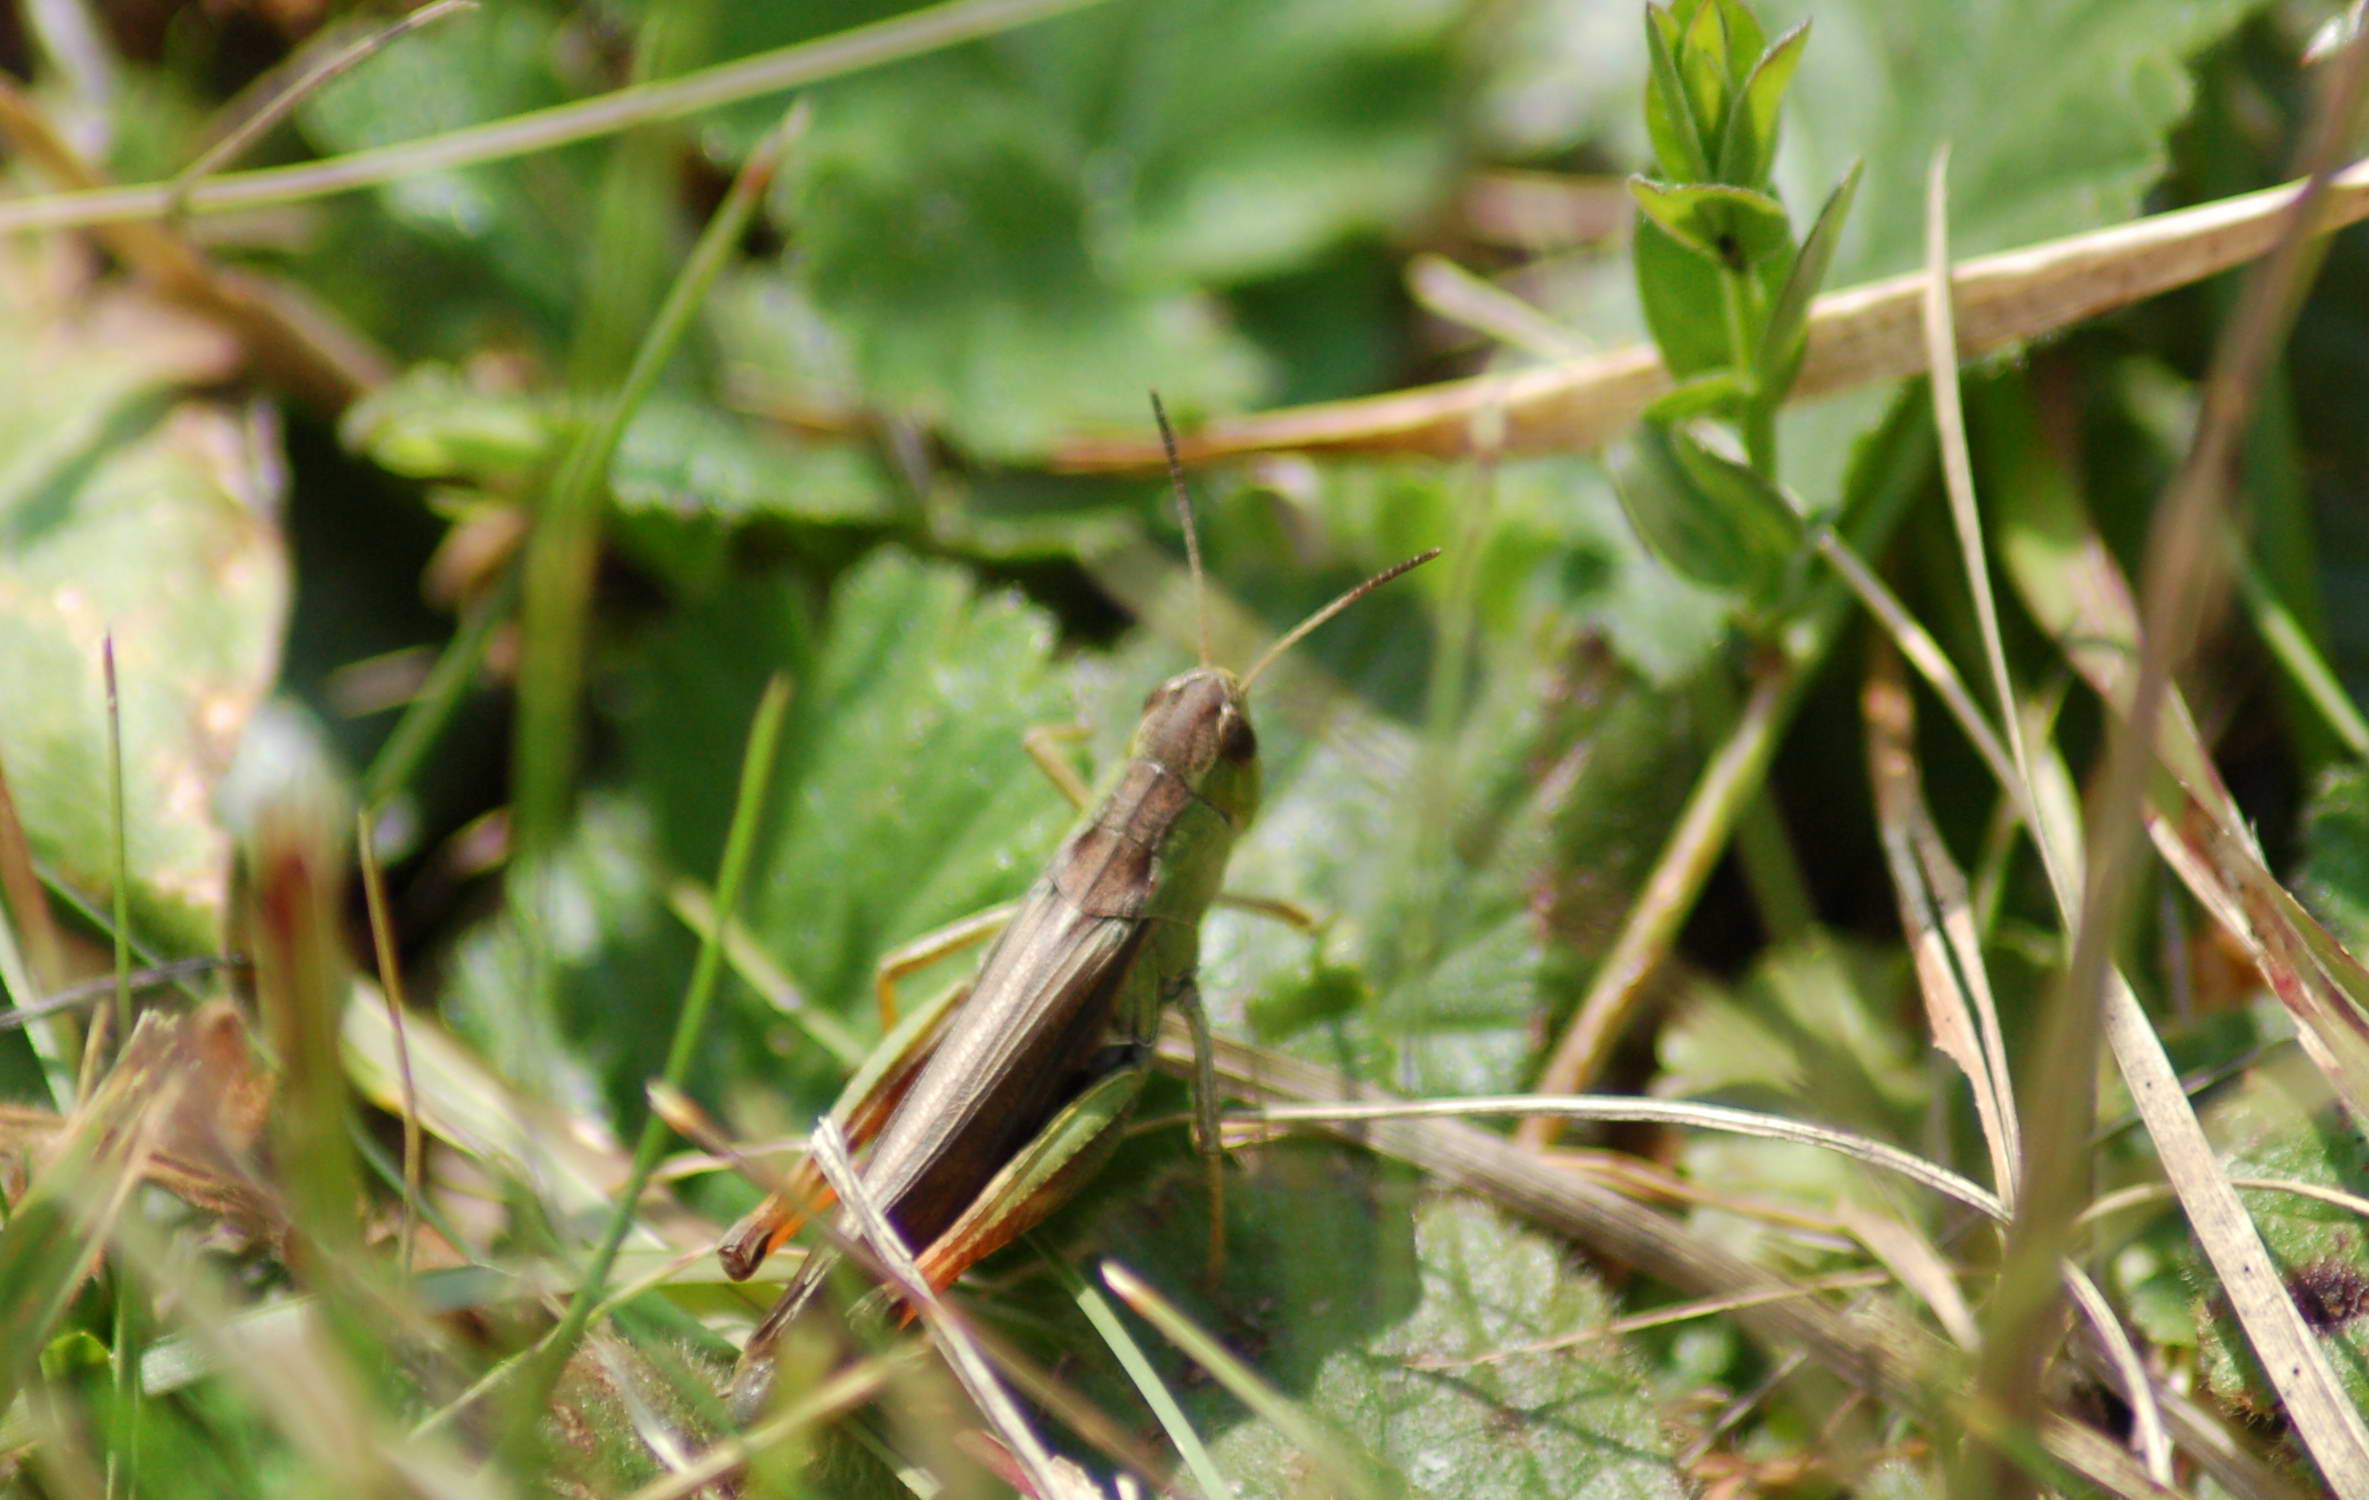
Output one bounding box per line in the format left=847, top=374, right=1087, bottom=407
left=719, top=968, right=984, bottom=1281
left=909, top=1058, right=1153, bottom=1293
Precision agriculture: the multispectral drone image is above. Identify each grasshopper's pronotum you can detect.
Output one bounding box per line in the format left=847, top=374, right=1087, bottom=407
left=722, top=399, right=1437, bottom=1403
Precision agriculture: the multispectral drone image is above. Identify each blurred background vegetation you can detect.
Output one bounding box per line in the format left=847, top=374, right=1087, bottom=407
left=4, top=0, right=2369, bottom=1494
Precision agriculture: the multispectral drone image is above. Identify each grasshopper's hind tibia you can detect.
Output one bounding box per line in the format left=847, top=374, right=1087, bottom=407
left=718, top=969, right=981, bottom=1280
left=728, top=1058, right=1153, bottom=1414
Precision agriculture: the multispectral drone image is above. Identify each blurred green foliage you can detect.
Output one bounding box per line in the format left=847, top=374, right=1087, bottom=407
left=4, top=0, right=2369, bottom=1493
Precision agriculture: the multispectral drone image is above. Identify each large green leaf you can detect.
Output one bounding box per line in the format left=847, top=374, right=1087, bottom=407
left=2300, top=763, right=2369, bottom=953
left=294, top=2, right=591, bottom=343
left=437, top=552, right=1075, bottom=1137
left=616, top=553, right=1077, bottom=1129
left=0, top=254, right=288, bottom=955
left=1069, top=1152, right=1684, bottom=1499
left=1762, top=0, right=2262, bottom=280
left=657, top=0, right=1463, bottom=456
left=344, top=365, right=895, bottom=529
left=780, top=63, right=1267, bottom=460
left=2184, top=1054, right=2369, bottom=1419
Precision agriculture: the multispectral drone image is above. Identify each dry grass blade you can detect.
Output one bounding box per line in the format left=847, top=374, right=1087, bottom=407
left=805, top=1119, right=1067, bottom=1498
left=0, top=78, right=389, bottom=408
left=1980, top=338, right=2369, bottom=1489
left=1055, top=158, right=2369, bottom=468
left=357, top=810, right=424, bottom=1278
left=2003, top=457, right=2369, bottom=1121
left=166, top=0, right=478, bottom=203
left=1832, top=1202, right=1977, bottom=1350
left=0, top=751, right=68, bottom=1020
left=0, top=1034, right=186, bottom=1413
left=99, top=1204, right=499, bottom=1500
left=1234, top=1093, right=2005, bottom=1221
left=0, top=0, right=1112, bottom=240
left=618, top=1351, right=913, bottom=1500
left=1863, top=653, right=2021, bottom=1201
left=2058, top=1262, right=2173, bottom=1485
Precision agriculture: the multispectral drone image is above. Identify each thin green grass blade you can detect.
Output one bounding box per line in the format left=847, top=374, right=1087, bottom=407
left=1102, top=1260, right=1392, bottom=1500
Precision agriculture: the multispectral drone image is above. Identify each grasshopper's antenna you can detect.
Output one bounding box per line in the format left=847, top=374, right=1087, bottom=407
left=1149, top=392, right=1213, bottom=669
left=1240, top=548, right=1442, bottom=693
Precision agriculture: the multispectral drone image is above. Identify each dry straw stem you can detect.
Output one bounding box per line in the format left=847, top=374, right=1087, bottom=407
left=1863, top=653, right=2021, bottom=1202
left=0, top=0, right=1106, bottom=241
left=806, top=1119, right=1070, bottom=1500
left=1055, top=156, right=2369, bottom=469
left=1967, top=18, right=2369, bottom=1486
left=0, top=77, right=391, bottom=409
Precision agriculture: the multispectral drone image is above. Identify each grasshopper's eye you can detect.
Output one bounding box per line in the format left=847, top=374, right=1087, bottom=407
left=1216, top=706, right=1257, bottom=763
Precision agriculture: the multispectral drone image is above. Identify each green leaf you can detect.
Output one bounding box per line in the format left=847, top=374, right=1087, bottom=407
left=1709, top=0, right=1767, bottom=86
left=1628, top=179, right=1793, bottom=271
left=1642, top=6, right=1712, bottom=182
left=0, top=257, right=287, bottom=954
left=625, top=553, right=1076, bottom=1123
left=1675, top=0, right=1734, bottom=153
left=343, top=366, right=897, bottom=531
left=295, top=4, right=592, bottom=340
left=610, top=397, right=897, bottom=527
left=719, top=556, right=1077, bottom=1027
left=1763, top=0, right=2262, bottom=281
left=437, top=795, right=693, bottom=1129
left=441, top=553, right=1077, bottom=1133
left=672, top=0, right=1463, bottom=458
left=340, top=365, right=551, bottom=484
left=785, top=66, right=1266, bottom=461
left=1713, top=20, right=1808, bottom=188
left=1632, top=217, right=1734, bottom=379
left=1038, top=1148, right=1685, bottom=1500
left=1755, top=159, right=1863, bottom=399
left=2301, top=763, right=2369, bottom=954
left=1608, top=419, right=1802, bottom=606
left=2184, top=1057, right=2369, bottom=1418
left=1641, top=372, right=1751, bottom=425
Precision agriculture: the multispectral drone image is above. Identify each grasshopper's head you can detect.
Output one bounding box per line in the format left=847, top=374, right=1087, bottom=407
left=1132, top=666, right=1260, bottom=830
left=1133, top=392, right=1436, bottom=838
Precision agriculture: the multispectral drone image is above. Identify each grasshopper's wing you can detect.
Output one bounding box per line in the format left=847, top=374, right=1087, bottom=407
left=717, top=974, right=975, bottom=1280
left=839, top=882, right=1150, bottom=1264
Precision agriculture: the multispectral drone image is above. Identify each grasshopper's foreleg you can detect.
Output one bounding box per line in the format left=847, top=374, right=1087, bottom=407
left=1169, top=974, right=1230, bottom=1281
left=1031, top=726, right=1313, bottom=935
left=1213, top=891, right=1317, bottom=931
left=872, top=902, right=1015, bottom=1028
left=1023, top=723, right=1094, bottom=812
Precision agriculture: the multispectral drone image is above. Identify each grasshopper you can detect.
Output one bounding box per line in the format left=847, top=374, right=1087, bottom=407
left=721, top=401, right=1436, bottom=1402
